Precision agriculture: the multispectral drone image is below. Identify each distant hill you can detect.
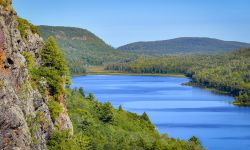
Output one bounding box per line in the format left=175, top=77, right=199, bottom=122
left=38, top=25, right=136, bottom=74
left=118, top=37, right=250, bottom=55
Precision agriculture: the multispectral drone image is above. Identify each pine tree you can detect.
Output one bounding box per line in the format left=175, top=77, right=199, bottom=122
left=38, top=36, right=70, bottom=95
left=141, top=112, right=150, bottom=121
left=118, top=105, right=123, bottom=111
left=189, top=136, right=202, bottom=146
left=88, top=93, right=95, bottom=101
left=41, top=36, right=68, bottom=76
left=79, top=87, right=85, bottom=97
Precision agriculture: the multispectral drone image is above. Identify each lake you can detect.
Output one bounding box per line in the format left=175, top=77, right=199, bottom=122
left=71, top=75, right=250, bottom=150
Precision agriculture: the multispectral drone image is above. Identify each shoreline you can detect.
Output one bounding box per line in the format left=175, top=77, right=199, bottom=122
left=73, top=66, right=186, bottom=77
left=72, top=72, right=186, bottom=78
left=71, top=71, right=249, bottom=107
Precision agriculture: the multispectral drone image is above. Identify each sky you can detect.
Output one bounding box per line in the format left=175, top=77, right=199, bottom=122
left=13, top=0, right=250, bottom=47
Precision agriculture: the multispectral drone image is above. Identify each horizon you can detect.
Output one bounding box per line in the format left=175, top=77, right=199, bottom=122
left=13, top=0, right=250, bottom=47
left=38, top=24, right=250, bottom=47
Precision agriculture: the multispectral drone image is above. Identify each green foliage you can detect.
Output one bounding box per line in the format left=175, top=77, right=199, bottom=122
left=22, top=52, right=64, bottom=94
left=87, top=92, right=95, bottom=101
left=97, top=102, right=114, bottom=123
left=38, top=25, right=137, bottom=74
left=118, top=105, right=123, bottom=111
left=22, top=51, right=35, bottom=70
left=107, top=48, right=250, bottom=105
left=21, top=51, right=43, bottom=90
left=235, top=93, right=250, bottom=106
left=22, top=38, right=71, bottom=131
left=118, top=37, right=250, bottom=55
left=17, top=17, right=40, bottom=40
left=78, top=87, right=85, bottom=97
left=189, top=136, right=202, bottom=146
left=41, top=36, right=69, bottom=76
left=47, top=130, right=89, bottom=150
left=19, top=22, right=204, bottom=150
left=48, top=99, right=63, bottom=121
left=65, top=88, right=204, bottom=150
left=141, top=112, right=150, bottom=122
left=36, top=36, right=71, bottom=95
left=32, top=67, right=65, bottom=96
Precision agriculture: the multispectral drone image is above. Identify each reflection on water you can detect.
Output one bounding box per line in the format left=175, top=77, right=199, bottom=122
left=71, top=75, right=250, bottom=150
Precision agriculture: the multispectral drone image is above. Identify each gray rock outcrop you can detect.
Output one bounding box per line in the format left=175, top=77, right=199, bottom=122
left=0, top=1, right=73, bottom=149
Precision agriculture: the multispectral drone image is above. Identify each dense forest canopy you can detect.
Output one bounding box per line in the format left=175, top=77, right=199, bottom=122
left=51, top=87, right=204, bottom=150
left=106, top=48, right=250, bottom=106
left=39, top=26, right=137, bottom=74
left=118, top=37, right=250, bottom=55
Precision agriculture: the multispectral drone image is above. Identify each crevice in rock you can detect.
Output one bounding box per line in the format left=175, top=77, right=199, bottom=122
left=7, top=58, right=13, bottom=65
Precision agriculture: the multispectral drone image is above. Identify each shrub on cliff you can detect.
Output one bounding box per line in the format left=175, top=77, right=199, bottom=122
left=22, top=51, right=35, bottom=70
left=48, top=98, right=63, bottom=122
left=22, top=36, right=70, bottom=123
left=17, top=17, right=40, bottom=39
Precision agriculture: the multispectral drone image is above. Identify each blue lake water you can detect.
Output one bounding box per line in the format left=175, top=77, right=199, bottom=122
left=71, top=75, right=250, bottom=150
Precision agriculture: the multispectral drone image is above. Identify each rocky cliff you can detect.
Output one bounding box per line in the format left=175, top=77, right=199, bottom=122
left=0, top=1, right=72, bottom=149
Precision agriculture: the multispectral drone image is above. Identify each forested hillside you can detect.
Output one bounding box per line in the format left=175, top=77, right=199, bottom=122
left=106, top=48, right=250, bottom=106
left=39, top=26, right=137, bottom=74
left=118, top=37, right=250, bottom=55
left=51, top=88, right=203, bottom=150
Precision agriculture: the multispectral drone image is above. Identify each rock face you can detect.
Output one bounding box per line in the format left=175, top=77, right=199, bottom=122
left=0, top=1, right=72, bottom=149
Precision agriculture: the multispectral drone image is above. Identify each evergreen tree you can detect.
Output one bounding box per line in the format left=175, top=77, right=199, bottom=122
left=141, top=112, right=150, bottom=121
left=118, top=105, right=123, bottom=111
left=88, top=93, right=95, bottom=101
left=79, top=87, right=85, bottom=97
left=189, top=136, right=202, bottom=146
left=38, top=36, right=71, bottom=95
left=41, top=36, right=67, bottom=73
left=98, top=102, right=113, bottom=123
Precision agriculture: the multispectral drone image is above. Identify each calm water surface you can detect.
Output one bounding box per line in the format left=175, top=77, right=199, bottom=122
left=71, top=75, right=250, bottom=150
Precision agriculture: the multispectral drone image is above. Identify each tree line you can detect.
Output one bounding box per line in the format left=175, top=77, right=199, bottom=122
left=106, top=48, right=250, bottom=106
